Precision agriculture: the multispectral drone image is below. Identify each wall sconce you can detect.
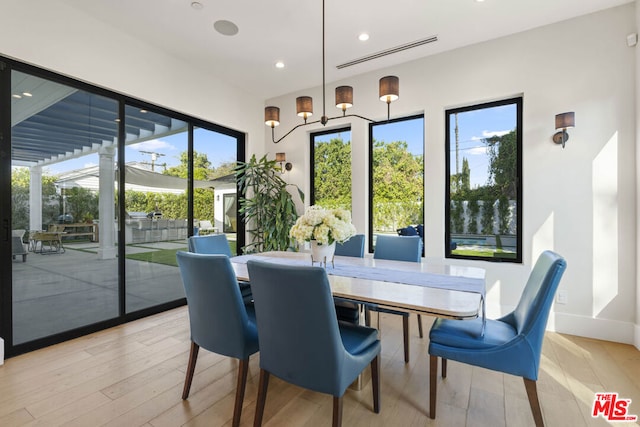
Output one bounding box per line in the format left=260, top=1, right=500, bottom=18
left=553, top=112, right=575, bottom=148
left=275, top=152, right=292, bottom=173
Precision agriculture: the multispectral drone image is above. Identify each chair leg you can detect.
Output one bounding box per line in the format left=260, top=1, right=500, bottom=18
left=442, top=358, right=447, bottom=378
left=182, top=341, right=200, bottom=399
left=254, top=369, right=270, bottom=427
left=429, top=355, right=438, bottom=419
left=524, top=378, right=544, bottom=427
left=332, top=396, right=343, bottom=427
left=232, top=359, right=250, bottom=427
left=402, top=315, right=410, bottom=363
left=417, top=314, right=423, bottom=338
left=365, top=306, right=371, bottom=326
left=371, top=355, right=380, bottom=413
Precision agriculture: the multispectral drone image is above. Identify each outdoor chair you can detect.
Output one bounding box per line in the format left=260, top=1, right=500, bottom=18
left=428, top=250, right=567, bottom=426
left=372, top=234, right=423, bottom=363
left=176, top=251, right=259, bottom=427
left=247, top=260, right=381, bottom=427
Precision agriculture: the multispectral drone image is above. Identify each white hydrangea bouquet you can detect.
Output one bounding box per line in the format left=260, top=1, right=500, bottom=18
left=289, top=205, right=357, bottom=246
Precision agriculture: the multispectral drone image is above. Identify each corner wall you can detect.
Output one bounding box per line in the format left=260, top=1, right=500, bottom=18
left=266, top=4, right=638, bottom=345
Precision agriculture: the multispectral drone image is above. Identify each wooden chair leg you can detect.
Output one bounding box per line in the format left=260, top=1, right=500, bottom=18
left=429, top=355, right=437, bottom=419
left=402, top=315, right=410, bottom=363
left=182, top=341, right=200, bottom=399
left=254, top=369, right=270, bottom=427
left=442, top=358, right=447, bottom=378
left=232, top=359, right=250, bottom=427
left=332, top=396, right=343, bottom=427
left=417, top=314, right=423, bottom=338
left=371, top=355, right=380, bottom=413
left=524, top=378, right=544, bottom=427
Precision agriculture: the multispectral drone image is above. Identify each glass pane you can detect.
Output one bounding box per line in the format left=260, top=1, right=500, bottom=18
left=123, top=105, right=187, bottom=312
left=11, top=71, right=119, bottom=344
left=312, top=128, right=352, bottom=210
left=193, top=127, right=239, bottom=253
left=446, top=100, right=520, bottom=261
left=371, top=117, right=424, bottom=250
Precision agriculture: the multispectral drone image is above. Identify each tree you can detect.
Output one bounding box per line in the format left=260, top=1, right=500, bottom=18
left=313, top=137, right=352, bottom=209
left=372, top=140, right=423, bottom=231
left=485, top=130, right=517, bottom=199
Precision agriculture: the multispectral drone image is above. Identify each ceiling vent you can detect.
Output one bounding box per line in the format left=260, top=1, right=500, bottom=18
left=336, top=35, right=438, bottom=69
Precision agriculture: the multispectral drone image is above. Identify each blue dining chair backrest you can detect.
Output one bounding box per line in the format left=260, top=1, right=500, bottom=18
left=247, top=260, right=380, bottom=397
left=373, top=235, right=422, bottom=263
left=335, top=234, right=365, bottom=258
left=188, top=234, right=232, bottom=257
left=176, top=251, right=258, bottom=359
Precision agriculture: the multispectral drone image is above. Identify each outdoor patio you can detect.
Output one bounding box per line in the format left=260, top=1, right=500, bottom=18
left=11, top=238, right=189, bottom=345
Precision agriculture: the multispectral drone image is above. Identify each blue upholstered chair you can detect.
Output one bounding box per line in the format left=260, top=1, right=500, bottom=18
left=188, top=234, right=252, bottom=304
left=247, top=260, right=381, bottom=427
left=188, top=233, right=232, bottom=256
left=372, top=234, right=424, bottom=363
left=335, top=234, right=365, bottom=258
left=428, top=251, right=567, bottom=426
left=176, top=252, right=259, bottom=427
left=334, top=234, right=365, bottom=324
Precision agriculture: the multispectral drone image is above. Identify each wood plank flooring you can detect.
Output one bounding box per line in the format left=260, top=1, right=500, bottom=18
left=0, top=307, right=638, bottom=426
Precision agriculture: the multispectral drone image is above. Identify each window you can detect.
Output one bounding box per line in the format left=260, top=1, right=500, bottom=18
left=310, top=127, right=352, bottom=210
left=369, top=115, right=424, bottom=253
left=445, top=97, right=522, bottom=263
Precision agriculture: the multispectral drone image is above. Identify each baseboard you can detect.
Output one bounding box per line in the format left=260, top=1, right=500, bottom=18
left=0, top=337, right=4, bottom=365
left=547, top=311, right=635, bottom=345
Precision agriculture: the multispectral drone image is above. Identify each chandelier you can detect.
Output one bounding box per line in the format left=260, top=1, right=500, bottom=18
left=265, top=0, right=400, bottom=144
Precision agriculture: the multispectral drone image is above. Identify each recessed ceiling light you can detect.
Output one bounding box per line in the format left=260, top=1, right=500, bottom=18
left=22, top=92, right=33, bottom=97
left=140, top=109, right=148, bottom=113
left=12, top=94, right=22, bottom=99
left=214, top=20, right=239, bottom=36
left=358, top=33, right=370, bottom=41
left=475, top=0, right=485, bottom=2
left=275, top=61, right=285, bottom=69
left=191, top=2, right=203, bottom=10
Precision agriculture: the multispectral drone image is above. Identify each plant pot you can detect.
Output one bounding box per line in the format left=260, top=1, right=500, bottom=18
left=310, top=240, right=336, bottom=268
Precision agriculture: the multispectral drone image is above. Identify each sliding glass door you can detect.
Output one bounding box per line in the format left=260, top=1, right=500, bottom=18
left=1, top=57, right=245, bottom=357
left=10, top=70, right=119, bottom=345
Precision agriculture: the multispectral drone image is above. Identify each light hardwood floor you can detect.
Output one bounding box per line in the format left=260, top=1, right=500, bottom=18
left=0, top=307, right=638, bottom=426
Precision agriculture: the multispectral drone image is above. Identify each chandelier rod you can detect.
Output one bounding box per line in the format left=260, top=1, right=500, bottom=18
left=267, top=0, right=399, bottom=144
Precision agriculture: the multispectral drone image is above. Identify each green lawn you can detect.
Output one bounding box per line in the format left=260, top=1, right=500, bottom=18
left=125, top=240, right=238, bottom=267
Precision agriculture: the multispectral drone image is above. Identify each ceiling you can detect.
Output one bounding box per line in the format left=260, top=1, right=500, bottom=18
left=59, top=0, right=631, bottom=100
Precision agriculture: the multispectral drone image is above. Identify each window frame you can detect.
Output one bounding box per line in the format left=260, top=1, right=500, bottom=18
left=368, top=114, right=425, bottom=254
left=309, top=126, right=352, bottom=207
left=444, top=96, right=523, bottom=263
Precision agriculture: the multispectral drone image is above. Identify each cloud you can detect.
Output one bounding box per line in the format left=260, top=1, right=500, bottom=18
left=468, top=146, right=488, bottom=155
left=129, top=139, right=175, bottom=152
left=83, top=162, right=98, bottom=168
left=470, top=129, right=510, bottom=141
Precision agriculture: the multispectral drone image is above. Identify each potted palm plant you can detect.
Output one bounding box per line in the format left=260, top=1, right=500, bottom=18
left=236, top=154, right=304, bottom=253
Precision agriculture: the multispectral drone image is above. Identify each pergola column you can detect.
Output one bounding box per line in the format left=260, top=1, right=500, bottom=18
left=97, top=146, right=117, bottom=259
left=29, top=165, right=43, bottom=231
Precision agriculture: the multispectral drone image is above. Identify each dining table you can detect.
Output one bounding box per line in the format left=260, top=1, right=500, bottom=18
left=230, top=250, right=486, bottom=321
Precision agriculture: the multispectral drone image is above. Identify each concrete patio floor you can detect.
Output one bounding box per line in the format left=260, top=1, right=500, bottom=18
left=11, top=239, right=188, bottom=345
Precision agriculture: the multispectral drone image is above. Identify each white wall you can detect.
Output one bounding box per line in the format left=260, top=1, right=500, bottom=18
left=265, top=4, right=638, bottom=346
left=0, top=0, right=264, bottom=149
